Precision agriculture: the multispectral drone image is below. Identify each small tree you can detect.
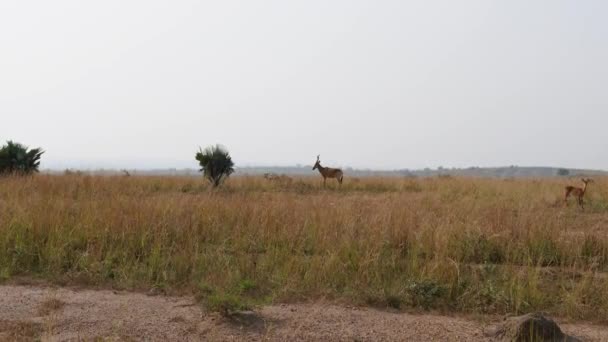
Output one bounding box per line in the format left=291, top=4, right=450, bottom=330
left=195, top=144, right=234, bottom=187
left=557, top=168, right=570, bottom=176
left=0, top=141, right=44, bottom=175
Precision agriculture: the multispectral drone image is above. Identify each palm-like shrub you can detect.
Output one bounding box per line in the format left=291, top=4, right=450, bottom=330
left=195, top=144, right=235, bottom=187
left=0, top=141, right=44, bottom=175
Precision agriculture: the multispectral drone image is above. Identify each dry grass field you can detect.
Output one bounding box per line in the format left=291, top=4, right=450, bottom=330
left=1, top=174, right=608, bottom=322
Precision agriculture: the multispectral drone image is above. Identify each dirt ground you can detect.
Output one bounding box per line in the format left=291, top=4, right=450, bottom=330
left=0, top=285, right=607, bottom=341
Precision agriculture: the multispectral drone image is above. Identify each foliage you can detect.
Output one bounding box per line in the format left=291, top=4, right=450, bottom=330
left=0, top=141, right=44, bottom=175
left=195, top=144, right=234, bottom=187
left=205, top=293, right=252, bottom=316
left=557, top=168, right=570, bottom=176
left=406, top=280, right=446, bottom=309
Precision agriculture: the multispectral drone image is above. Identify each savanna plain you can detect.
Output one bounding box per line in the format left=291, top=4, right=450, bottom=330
left=1, top=174, right=608, bottom=340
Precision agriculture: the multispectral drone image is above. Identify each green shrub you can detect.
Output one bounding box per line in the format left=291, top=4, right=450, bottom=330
left=206, top=293, right=252, bottom=316
left=0, top=141, right=44, bottom=175
left=406, top=279, right=446, bottom=309
left=195, top=144, right=234, bottom=187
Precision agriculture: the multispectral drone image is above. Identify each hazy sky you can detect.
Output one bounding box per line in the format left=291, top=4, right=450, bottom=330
left=1, top=1, right=607, bottom=170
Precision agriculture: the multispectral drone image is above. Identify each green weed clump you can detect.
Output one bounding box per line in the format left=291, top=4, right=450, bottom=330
left=0, top=174, right=607, bottom=320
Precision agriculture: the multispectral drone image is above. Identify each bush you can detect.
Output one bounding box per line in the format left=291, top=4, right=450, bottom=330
left=206, top=293, right=252, bottom=316
left=195, top=144, right=235, bottom=187
left=406, top=279, right=446, bottom=309
left=0, top=141, right=44, bottom=175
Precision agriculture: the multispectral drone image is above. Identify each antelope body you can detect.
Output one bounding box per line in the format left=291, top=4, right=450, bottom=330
left=263, top=173, right=280, bottom=181
left=264, top=173, right=292, bottom=184
left=313, top=155, right=343, bottom=187
left=565, top=178, right=593, bottom=209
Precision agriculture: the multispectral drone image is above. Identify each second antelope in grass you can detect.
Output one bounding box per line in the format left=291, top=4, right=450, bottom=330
left=565, top=178, right=593, bottom=209
left=263, top=173, right=279, bottom=181
left=312, top=155, right=343, bottom=187
left=264, top=173, right=292, bottom=185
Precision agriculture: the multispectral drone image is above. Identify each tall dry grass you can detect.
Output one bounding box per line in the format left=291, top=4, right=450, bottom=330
left=1, top=174, right=608, bottom=320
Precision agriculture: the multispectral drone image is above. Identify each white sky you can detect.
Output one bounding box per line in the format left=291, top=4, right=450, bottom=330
left=1, top=1, right=607, bottom=170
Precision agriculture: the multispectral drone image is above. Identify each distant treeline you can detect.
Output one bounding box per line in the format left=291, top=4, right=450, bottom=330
left=46, top=166, right=608, bottom=178
left=238, top=166, right=608, bottom=178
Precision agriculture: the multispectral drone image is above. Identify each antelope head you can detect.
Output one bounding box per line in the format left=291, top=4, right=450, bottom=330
left=312, top=155, right=321, bottom=170
left=582, top=178, right=593, bottom=184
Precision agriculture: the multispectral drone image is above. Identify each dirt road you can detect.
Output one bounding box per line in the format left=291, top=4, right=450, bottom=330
left=0, top=285, right=606, bottom=341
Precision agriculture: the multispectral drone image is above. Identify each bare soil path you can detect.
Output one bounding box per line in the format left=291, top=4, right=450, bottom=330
left=0, top=285, right=607, bottom=341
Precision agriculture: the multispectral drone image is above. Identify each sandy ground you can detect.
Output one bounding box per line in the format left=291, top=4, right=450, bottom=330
left=0, top=285, right=607, bottom=341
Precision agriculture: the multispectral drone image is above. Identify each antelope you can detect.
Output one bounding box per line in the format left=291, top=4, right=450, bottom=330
left=312, top=155, right=343, bottom=187
left=263, top=173, right=279, bottom=181
left=264, top=173, right=292, bottom=185
left=565, top=178, right=593, bottom=209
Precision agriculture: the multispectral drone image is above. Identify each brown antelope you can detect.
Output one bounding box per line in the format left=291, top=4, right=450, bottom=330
left=312, top=155, right=343, bottom=187
left=565, top=178, right=593, bottom=209
left=264, top=172, right=292, bottom=185
left=263, top=172, right=279, bottom=181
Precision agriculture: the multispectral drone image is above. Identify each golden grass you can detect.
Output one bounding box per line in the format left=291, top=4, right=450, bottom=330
left=0, top=319, right=42, bottom=341
left=1, top=174, right=608, bottom=320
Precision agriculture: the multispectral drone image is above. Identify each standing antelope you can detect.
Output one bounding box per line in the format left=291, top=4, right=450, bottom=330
left=565, top=178, right=593, bottom=209
left=312, top=155, right=343, bottom=187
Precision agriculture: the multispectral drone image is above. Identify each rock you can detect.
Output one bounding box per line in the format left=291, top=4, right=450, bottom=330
left=488, top=312, right=581, bottom=341
left=225, top=310, right=265, bottom=330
